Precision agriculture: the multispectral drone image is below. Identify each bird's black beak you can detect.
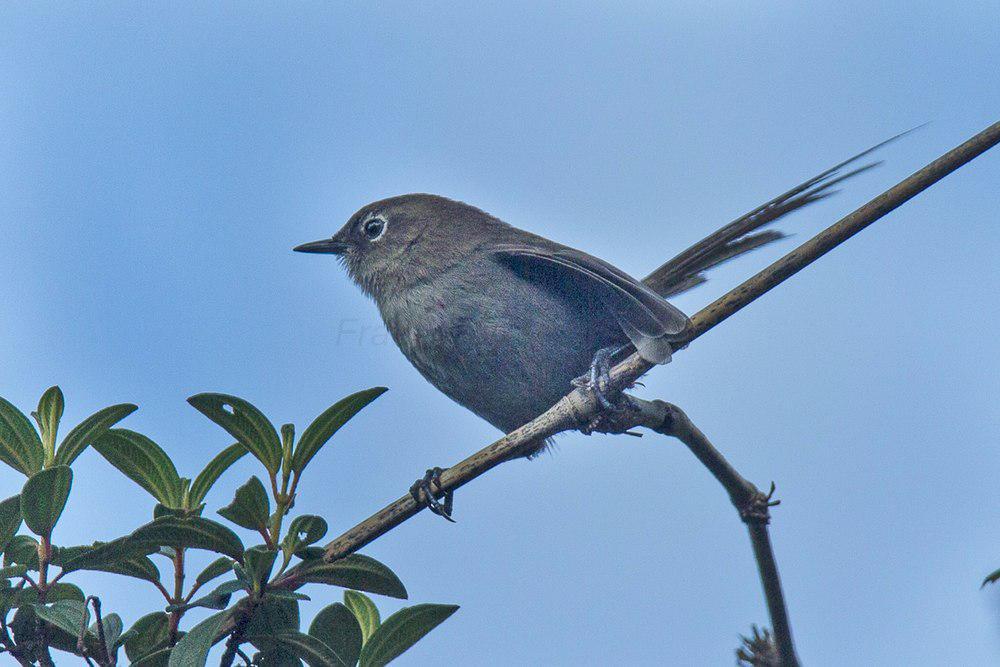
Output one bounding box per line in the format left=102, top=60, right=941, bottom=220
left=293, top=238, right=350, bottom=254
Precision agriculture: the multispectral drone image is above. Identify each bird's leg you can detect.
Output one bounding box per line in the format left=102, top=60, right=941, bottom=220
left=408, top=467, right=455, bottom=522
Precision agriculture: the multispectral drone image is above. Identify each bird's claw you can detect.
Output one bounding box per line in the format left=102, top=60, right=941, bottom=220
left=572, top=346, right=624, bottom=413
left=409, top=467, right=455, bottom=522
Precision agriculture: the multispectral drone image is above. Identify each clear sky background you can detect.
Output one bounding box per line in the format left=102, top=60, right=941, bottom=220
left=2, top=3, right=999, bottom=665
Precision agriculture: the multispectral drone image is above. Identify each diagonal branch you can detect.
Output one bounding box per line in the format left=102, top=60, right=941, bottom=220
left=324, top=119, right=1000, bottom=563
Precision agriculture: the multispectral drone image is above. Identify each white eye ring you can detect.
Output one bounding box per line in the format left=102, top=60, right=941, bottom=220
left=362, top=216, right=387, bottom=241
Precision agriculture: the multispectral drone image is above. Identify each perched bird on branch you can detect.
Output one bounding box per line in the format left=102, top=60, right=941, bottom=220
left=295, top=137, right=896, bottom=518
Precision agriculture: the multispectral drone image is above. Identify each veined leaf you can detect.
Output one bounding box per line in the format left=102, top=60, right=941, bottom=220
left=93, top=429, right=184, bottom=507
left=56, top=537, right=161, bottom=584
left=257, top=648, right=304, bottom=666
left=218, top=476, right=270, bottom=532
left=123, top=612, right=170, bottom=663
left=187, top=393, right=282, bottom=474
left=247, top=595, right=301, bottom=639
left=21, top=465, right=72, bottom=537
left=131, top=647, right=172, bottom=666
left=249, top=631, right=349, bottom=667
left=0, top=494, right=23, bottom=549
left=33, top=599, right=89, bottom=639
left=4, top=535, right=39, bottom=569
left=168, top=579, right=245, bottom=612
left=87, top=612, right=123, bottom=660
left=344, top=590, right=380, bottom=644
left=168, top=609, right=232, bottom=667
left=55, top=403, right=138, bottom=467
left=189, top=442, right=247, bottom=507
left=0, top=395, right=44, bottom=475
left=281, top=554, right=406, bottom=599
left=292, top=388, right=387, bottom=475
left=310, top=603, right=362, bottom=667
left=196, top=556, right=235, bottom=586
left=131, top=515, right=244, bottom=560
left=244, top=546, right=278, bottom=587
left=358, top=604, right=459, bottom=667
left=34, top=386, right=64, bottom=455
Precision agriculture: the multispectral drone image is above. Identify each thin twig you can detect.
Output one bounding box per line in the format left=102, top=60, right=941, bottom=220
left=627, top=398, right=796, bottom=665
left=323, top=120, right=1000, bottom=563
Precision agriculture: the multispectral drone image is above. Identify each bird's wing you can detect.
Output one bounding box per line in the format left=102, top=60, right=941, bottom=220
left=492, top=244, right=690, bottom=363
left=643, top=128, right=918, bottom=298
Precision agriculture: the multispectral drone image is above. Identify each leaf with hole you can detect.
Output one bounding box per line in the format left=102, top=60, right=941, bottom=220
left=344, top=590, right=380, bottom=644
left=188, top=393, right=282, bottom=474
left=218, top=476, right=271, bottom=531
left=281, top=554, right=407, bottom=599
left=21, top=465, right=72, bottom=537
left=131, top=515, right=244, bottom=560
left=189, top=442, right=247, bottom=507
left=0, top=395, right=44, bottom=475
left=310, top=602, right=363, bottom=666
left=281, top=515, right=328, bottom=560
left=292, top=388, right=387, bottom=475
left=0, top=494, right=22, bottom=549
left=54, top=402, right=138, bottom=467
left=358, top=604, right=459, bottom=667
left=168, top=609, right=232, bottom=667
left=93, top=428, right=184, bottom=507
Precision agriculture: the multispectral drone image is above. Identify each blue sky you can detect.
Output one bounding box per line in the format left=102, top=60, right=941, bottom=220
left=1, top=2, right=999, bottom=664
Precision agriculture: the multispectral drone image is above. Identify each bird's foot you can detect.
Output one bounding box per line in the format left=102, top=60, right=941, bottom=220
left=571, top=346, right=623, bottom=412
left=573, top=347, right=641, bottom=435
left=409, top=467, right=455, bottom=522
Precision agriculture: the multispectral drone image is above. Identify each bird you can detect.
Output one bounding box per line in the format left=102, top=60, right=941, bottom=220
left=295, top=137, right=896, bottom=518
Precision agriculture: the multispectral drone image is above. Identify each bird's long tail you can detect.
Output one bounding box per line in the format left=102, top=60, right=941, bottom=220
left=643, top=128, right=919, bottom=298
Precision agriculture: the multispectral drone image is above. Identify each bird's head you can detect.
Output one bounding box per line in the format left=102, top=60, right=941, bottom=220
left=294, top=193, right=507, bottom=300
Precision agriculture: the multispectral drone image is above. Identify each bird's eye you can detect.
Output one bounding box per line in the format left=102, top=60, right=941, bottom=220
left=363, top=217, right=386, bottom=241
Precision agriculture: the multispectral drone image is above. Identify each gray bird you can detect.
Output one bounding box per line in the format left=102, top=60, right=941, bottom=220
left=295, top=140, right=892, bottom=517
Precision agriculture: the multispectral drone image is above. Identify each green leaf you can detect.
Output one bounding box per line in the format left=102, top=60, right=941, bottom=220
left=247, top=596, right=301, bottom=652
left=21, top=465, right=72, bottom=537
left=196, top=556, right=235, bottom=586
left=0, top=564, right=28, bottom=579
left=34, top=599, right=88, bottom=638
left=982, top=567, right=1000, bottom=588
left=54, top=403, right=138, bottom=467
left=292, top=388, right=387, bottom=475
left=266, top=589, right=310, bottom=602
left=249, top=631, right=348, bottom=667
left=245, top=546, right=278, bottom=587
left=358, top=604, right=459, bottom=667
left=344, top=590, right=380, bottom=644
left=34, top=386, right=64, bottom=455
left=93, top=428, right=184, bottom=507
left=281, top=515, right=328, bottom=560
left=0, top=395, right=45, bottom=475
left=168, top=609, right=232, bottom=667
left=218, top=476, right=271, bottom=531
left=189, top=442, right=248, bottom=507
left=187, top=393, right=282, bottom=474
left=132, top=647, right=172, bottom=667
left=3, top=535, right=39, bottom=569
left=88, top=612, right=123, bottom=658
left=258, top=648, right=305, bottom=666
left=123, top=611, right=170, bottom=662
left=310, top=603, right=362, bottom=667
left=168, top=579, right=245, bottom=612
left=282, top=554, right=407, bottom=599
left=131, top=515, right=245, bottom=560
left=55, top=537, right=161, bottom=584
left=0, top=494, right=23, bottom=549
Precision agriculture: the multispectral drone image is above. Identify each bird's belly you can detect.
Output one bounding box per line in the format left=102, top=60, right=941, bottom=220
left=380, top=279, right=624, bottom=433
